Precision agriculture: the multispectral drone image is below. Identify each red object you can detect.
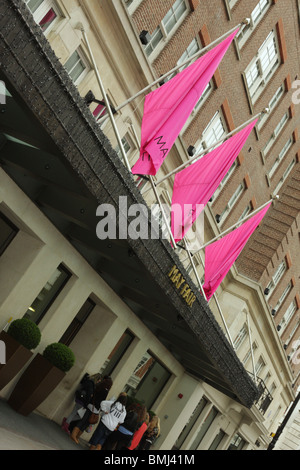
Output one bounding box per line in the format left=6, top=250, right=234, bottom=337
left=178, top=393, right=183, bottom=399
left=128, top=422, right=148, bottom=450
left=39, top=9, right=56, bottom=31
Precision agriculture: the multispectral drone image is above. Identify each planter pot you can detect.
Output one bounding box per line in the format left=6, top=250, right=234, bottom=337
left=0, top=330, right=33, bottom=391
left=7, top=353, right=65, bottom=416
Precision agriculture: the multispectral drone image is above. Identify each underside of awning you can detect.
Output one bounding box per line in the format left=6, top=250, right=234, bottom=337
left=0, top=0, right=260, bottom=408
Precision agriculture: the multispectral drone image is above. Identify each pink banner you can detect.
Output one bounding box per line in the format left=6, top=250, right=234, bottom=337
left=171, top=120, right=257, bottom=242
left=203, top=203, right=272, bottom=300
left=131, top=29, right=239, bottom=175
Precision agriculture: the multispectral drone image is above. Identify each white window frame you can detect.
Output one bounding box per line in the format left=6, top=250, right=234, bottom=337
left=124, top=0, right=143, bottom=15
left=255, top=356, right=266, bottom=376
left=195, top=110, right=228, bottom=156
left=268, top=137, right=293, bottom=179
left=238, top=204, right=252, bottom=221
left=285, top=320, right=300, bottom=346
left=219, top=181, right=246, bottom=224
left=24, top=0, right=62, bottom=35
left=257, top=83, right=285, bottom=131
left=211, top=161, right=238, bottom=201
left=237, top=0, right=271, bottom=47
left=233, top=323, right=248, bottom=350
left=279, top=299, right=297, bottom=335
left=272, top=158, right=296, bottom=196
left=145, top=0, right=189, bottom=59
left=266, top=259, right=287, bottom=298
left=262, top=111, right=289, bottom=157
left=228, top=0, right=238, bottom=8
left=64, top=48, right=90, bottom=85
left=244, top=30, right=280, bottom=103
left=272, top=281, right=292, bottom=314
left=115, top=133, right=137, bottom=161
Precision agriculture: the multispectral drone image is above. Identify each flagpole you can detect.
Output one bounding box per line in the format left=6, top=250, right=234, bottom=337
left=246, top=311, right=257, bottom=384
left=163, top=189, right=207, bottom=296
left=130, top=124, right=177, bottom=248
left=141, top=110, right=268, bottom=195
left=98, top=20, right=249, bottom=125
left=191, top=246, right=235, bottom=348
left=77, top=24, right=132, bottom=173
left=192, top=196, right=278, bottom=255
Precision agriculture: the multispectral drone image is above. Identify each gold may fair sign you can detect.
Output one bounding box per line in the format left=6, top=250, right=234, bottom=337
left=168, top=265, right=196, bottom=308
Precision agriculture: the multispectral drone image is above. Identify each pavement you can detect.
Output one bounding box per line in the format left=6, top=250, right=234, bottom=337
left=0, top=398, right=88, bottom=450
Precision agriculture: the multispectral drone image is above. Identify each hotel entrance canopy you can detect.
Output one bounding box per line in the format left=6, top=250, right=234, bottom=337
left=0, top=0, right=260, bottom=408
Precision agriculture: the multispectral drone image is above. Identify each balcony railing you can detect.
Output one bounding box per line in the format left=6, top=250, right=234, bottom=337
left=248, top=372, right=273, bottom=414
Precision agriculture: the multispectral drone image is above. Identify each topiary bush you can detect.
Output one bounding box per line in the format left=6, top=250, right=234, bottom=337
left=43, top=343, right=75, bottom=372
left=7, top=318, right=41, bottom=350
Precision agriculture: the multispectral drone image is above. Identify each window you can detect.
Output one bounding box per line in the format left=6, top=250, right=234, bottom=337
left=24, top=0, right=62, bottom=34
left=266, top=259, right=287, bottom=298
left=24, top=264, right=71, bottom=324
left=195, top=110, right=227, bottom=157
left=172, top=396, right=208, bottom=450
left=168, top=38, right=214, bottom=113
left=211, top=161, right=238, bottom=201
left=59, top=298, right=96, bottom=346
left=272, top=281, right=292, bottom=314
left=238, top=204, right=252, bottom=221
left=189, top=406, right=219, bottom=450
left=279, top=299, right=297, bottom=335
left=115, top=134, right=135, bottom=160
left=145, top=0, right=188, bottom=58
left=272, top=158, right=296, bottom=196
left=244, top=31, right=280, bottom=103
left=242, top=342, right=257, bottom=365
left=64, top=49, right=89, bottom=85
left=209, top=429, right=226, bottom=450
left=99, top=330, right=135, bottom=377
left=262, top=111, right=289, bottom=157
left=255, top=356, right=265, bottom=376
left=228, top=433, right=247, bottom=450
left=237, top=0, right=271, bottom=47
left=233, top=324, right=248, bottom=350
left=219, top=181, right=246, bottom=224
left=124, top=0, right=142, bottom=14
left=124, top=351, right=171, bottom=409
left=0, top=212, right=18, bottom=256
left=285, top=320, right=300, bottom=346
left=268, top=137, right=293, bottom=179
left=257, top=83, right=285, bottom=131
left=228, top=0, right=238, bottom=8
left=162, top=0, right=187, bottom=35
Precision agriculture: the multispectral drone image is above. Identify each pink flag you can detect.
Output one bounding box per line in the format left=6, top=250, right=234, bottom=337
left=171, top=120, right=257, bottom=242
left=131, top=29, right=239, bottom=175
left=202, top=203, right=272, bottom=300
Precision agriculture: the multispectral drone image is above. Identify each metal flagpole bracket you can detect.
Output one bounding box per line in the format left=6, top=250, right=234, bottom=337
left=241, top=18, right=251, bottom=25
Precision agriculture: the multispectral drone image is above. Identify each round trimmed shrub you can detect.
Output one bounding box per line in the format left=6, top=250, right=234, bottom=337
left=43, top=343, right=75, bottom=372
left=7, top=318, right=41, bottom=350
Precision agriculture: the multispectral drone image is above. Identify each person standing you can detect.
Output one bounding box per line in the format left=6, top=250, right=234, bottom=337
left=89, top=393, right=127, bottom=450
left=127, top=412, right=150, bottom=450
left=62, top=373, right=101, bottom=434
left=138, top=415, right=160, bottom=450
left=103, top=403, right=147, bottom=450
left=69, top=375, right=113, bottom=444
